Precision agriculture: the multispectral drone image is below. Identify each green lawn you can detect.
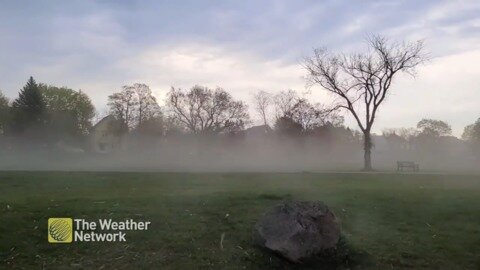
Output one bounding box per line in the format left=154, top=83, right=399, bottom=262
left=1, top=171, right=479, bottom=269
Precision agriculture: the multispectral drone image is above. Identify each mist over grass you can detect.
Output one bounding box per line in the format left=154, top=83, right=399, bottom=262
left=0, top=133, right=478, bottom=173
left=1, top=78, right=478, bottom=173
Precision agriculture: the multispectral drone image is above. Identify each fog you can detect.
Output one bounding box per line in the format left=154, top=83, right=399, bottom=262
left=1, top=131, right=478, bottom=173
left=2, top=78, right=478, bottom=174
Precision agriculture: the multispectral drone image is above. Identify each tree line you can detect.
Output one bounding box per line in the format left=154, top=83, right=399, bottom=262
left=0, top=77, right=94, bottom=145
left=1, top=76, right=479, bottom=155
left=0, top=35, right=479, bottom=168
left=0, top=77, right=349, bottom=142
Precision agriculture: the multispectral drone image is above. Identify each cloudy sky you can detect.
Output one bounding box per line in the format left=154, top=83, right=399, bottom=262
left=0, top=0, right=479, bottom=136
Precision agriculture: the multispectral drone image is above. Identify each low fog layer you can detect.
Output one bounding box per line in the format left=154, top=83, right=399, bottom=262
left=1, top=130, right=478, bottom=173
left=1, top=70, right=479, bottom=173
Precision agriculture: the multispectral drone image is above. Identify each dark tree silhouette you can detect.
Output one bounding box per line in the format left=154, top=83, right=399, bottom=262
left=417, top=118, right=452, bottom=137
left=130, top=83, right=161, bottom=127
left=286, top=98, right=344, bottom=132
left=274, top=116, right=303, bottom=137
left=462, top=118, right=480, bottom=142
left=108, top=83, right=161, bottom=131
left=462, top=118, right=480, bottom=159
left=11, top=76, right=46, bottom=134
left=0, top=91, right=9, bottom=134
left=167, top=86, right=249, bottom=134
left=304, top=35, right=427, bottom=170
left=107, top=85, right=138, bottom=131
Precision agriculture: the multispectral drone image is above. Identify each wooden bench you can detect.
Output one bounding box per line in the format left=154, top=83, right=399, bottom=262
left=397, top=161, right=419, bottom=172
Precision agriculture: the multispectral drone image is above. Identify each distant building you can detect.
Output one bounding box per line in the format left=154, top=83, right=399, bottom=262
left=244, top=125, right=272, bottom=138
left=89, top=115, right=125, bottom=153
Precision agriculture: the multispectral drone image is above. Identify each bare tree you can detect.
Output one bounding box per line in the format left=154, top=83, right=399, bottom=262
left=108, top=83, right=162, bottom=131
left=287, top=98, right=344, bottom=132
left=273, top=89, right=299, bottom=119
left=304, top=35, right=427, bottom=170
left=251, top=90, right=272, bottom=127
left=107, top=86, right=138, bottom=130
left=128, top=83, right=161, bottom=126
left=167, top=85, right=249, bottom=134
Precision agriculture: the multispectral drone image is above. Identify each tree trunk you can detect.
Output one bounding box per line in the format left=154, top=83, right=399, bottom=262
left=262, top=111, right=268, bottom=127
left=363, top=131, right=373, bottom=171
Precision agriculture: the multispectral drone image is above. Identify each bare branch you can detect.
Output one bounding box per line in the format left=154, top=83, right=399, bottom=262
left=303, top=34, right=427, bottom=169
left=166, top=86, right=250, bottom=134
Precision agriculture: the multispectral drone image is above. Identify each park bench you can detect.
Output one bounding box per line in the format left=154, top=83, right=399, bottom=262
left=397, top=161, right=419, bottom=172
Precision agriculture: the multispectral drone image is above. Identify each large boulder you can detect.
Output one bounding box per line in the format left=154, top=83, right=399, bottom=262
left=253, top=201, right=340, bottom=263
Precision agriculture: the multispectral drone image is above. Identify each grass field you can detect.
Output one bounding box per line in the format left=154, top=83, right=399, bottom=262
left=1, top=171, right=480, bottom=269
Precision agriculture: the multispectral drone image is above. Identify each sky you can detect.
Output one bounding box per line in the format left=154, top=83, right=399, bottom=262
left=0, top=0, right=479, bottom=136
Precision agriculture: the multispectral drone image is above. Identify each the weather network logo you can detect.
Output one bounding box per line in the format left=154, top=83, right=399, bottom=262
left=48, top=218, right=73, bottom=243
left=47, top=217, right=151, bottom=243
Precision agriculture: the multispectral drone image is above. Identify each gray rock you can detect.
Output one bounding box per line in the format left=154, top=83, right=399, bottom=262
left=253, top=201, right=340, bottom=263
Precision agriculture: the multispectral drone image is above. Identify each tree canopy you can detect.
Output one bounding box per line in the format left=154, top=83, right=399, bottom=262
left=108, top=83, right=161, bottom=132
left=417, top=118, right=452, bottom=137
left=462, top=118, right=480, bottom=141
left=286, top=98, right=344, bottom=132
left=167, top=86, right=249, bottom=134
left=40, top=84, right=96, bottom=139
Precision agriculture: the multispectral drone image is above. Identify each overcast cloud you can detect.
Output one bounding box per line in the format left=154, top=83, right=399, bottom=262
left=0, top=0, right=479, bottom=135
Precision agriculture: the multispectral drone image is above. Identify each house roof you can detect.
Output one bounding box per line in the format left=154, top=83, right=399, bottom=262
left=91, top=115, right=117, bottom=131
left=245, top=125, right=272, bottom=136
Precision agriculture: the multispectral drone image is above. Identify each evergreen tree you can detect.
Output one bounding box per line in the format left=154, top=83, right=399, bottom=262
left=10, top=76, right=46, bottom=134
left=0, top=91, right=10, bottom=134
